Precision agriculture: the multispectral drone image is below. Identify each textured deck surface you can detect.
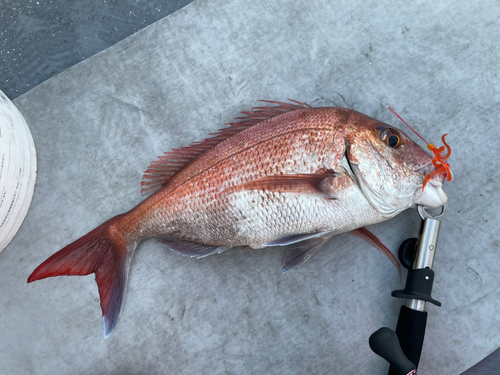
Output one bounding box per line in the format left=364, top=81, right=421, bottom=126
left=0, top=0, right=195, bottom=99
left=1, top=0, right=499, bottom=374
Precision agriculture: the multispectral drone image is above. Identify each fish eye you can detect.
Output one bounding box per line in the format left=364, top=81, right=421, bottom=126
left=378, top=127, right=403, bottom=149
left=388, top=135, right=400, bottom=148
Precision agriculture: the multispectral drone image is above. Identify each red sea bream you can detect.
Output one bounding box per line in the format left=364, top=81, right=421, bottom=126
left=28, top=101, right=449, bottom=337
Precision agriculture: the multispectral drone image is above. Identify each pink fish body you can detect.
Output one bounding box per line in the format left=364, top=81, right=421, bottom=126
left=28, top=101, right=448, bottom=337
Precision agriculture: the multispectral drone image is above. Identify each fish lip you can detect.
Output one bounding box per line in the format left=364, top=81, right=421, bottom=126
left=416, top=178, right=448, bottom=207
left=427, top=178, right=443, bottom=188
left=414, top=163, right=448, bottom=207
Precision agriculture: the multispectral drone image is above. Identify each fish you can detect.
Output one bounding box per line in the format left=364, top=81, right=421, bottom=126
left=27, top=100, right=450, bottom=338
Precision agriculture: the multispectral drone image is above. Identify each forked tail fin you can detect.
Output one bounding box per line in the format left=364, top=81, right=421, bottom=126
left=27, top=214, right=136, bottom=338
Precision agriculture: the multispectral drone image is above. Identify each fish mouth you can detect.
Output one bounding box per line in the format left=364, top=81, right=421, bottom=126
left=415, top=178, right=448, bottom=208
left=414, top=163, right=448, bottom=208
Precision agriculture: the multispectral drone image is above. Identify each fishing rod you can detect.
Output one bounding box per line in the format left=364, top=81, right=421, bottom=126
left=369, top=203, right=447, bottom=375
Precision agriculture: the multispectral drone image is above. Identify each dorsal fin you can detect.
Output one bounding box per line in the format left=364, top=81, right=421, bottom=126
left=141, top=100, right=311, bottom=195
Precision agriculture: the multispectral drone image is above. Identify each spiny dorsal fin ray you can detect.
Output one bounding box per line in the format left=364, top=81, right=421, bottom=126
left=141, top=100, right=311, bottom=196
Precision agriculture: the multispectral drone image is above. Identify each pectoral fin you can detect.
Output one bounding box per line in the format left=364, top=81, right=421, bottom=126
left=225, top=173, right=337, bottom=198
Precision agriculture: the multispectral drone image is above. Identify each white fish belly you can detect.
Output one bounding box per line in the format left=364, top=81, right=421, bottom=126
left=171, top=186, right=386, bottom=249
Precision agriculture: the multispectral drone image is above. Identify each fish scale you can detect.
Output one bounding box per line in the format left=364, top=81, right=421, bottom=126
left=132, top=131, right=339, bottom=245
left=28, top=101, right=448, bottom=337
left=129, top=124, right=340, bottom=243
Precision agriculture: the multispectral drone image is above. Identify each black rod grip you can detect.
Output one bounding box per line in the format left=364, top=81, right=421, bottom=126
left=388, top=305, right=428, bottom=375
left=369, top=327, right=416, bottom=375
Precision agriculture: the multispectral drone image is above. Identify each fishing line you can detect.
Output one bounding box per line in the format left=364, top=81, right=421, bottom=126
left=303, top=4, right=452, bottom=183
left=300, top=3, right=386, bottom=106
left=387, top=106, right=429, bottom=144
left=301, top=2, right=418, bottom=128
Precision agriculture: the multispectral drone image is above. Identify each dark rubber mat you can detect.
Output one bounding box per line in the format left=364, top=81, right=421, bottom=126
left=0, top=0, right=194, bottom=99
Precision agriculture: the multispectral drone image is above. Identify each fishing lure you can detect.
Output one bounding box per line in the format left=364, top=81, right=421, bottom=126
left=388, top=107, right=453, bottom=190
